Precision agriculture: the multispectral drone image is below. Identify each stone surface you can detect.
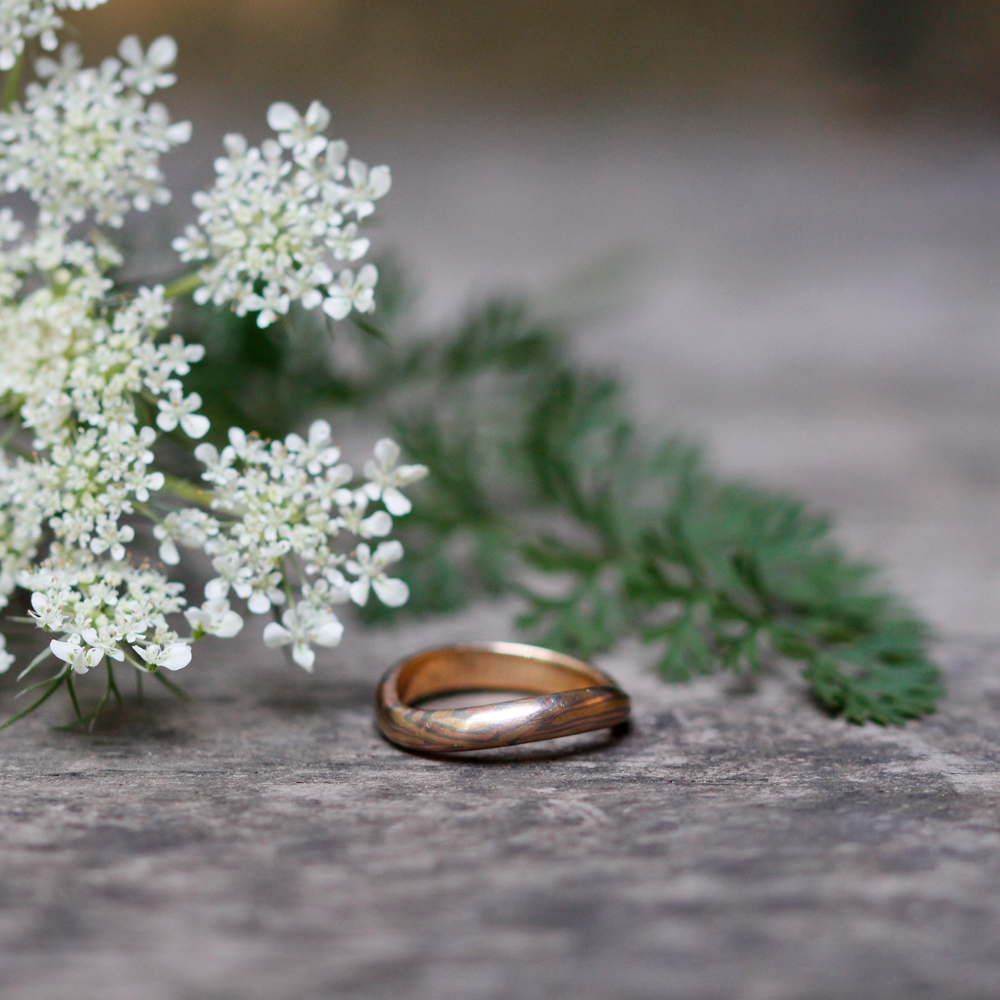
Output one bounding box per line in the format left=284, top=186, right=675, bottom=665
left=2, top=621, right=1000, bottom=1000
left=4, top=113, right=1000, bottom=999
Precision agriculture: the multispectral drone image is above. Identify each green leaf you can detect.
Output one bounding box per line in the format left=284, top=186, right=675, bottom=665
left=169, top=284, right=942, bottom=725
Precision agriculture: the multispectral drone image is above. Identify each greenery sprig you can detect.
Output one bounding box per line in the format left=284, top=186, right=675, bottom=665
left=178, top=263, right=943, bottom=725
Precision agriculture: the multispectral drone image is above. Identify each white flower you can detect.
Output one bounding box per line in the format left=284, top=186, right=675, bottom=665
left=0, top=14, right=419, bottom=703
left=0, top=0, right=110, bottom=72
left=0, top=41, right=190, bottom=227
left=81, top=625, right=125, bottom=661
left=172, top=224, right=209, bottom=261
left=335, top=490, right=391, bottom=538
left=0, top=207, right=23, bottom=242
left=322, top=264, right=378, bottom=321
left=118, top=35, right=177, bottom=95
left=340, top=159, right=391, bottom=220
left=243, top=283, right=291, bottom=328
left=152, top=525, right=180, bottom=565
left=184, top=599, right=243, bottom=639
left=156, top=389, right=210, bottom=438
left=262, top=601, right=343, bottom=671
left=89, top=519, right=135, bottom=561
left=362, top=437, right=428, bottom=515
left=29, top=589, right=66, bottom=630
left=267, top=99, right=329, bottom=158
left=325, top=221, right=369, bottom=261
left=134, top=641, right=192, bottom=671
left=156, top=334, right=205, bottom=376
left=153, top=508, right=218, bottom=565
left=284, top=419, right=341, bottom=475
left=345, top=540, right=408, bottom=607
left=0, top=634, right=13, bottom=673
left=50, top=635, right=104, bottom=673
left=177, top=105, right=386, bottom=327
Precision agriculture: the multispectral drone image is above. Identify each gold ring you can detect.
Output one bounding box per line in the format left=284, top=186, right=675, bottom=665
left=374, top=641, right=631, bottom=753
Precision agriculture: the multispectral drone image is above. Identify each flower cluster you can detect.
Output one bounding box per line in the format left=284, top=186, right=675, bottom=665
left=0, top=37, right=190, bottom=228
left=0, top=6, right=419, bottom=719
left=162, top=424, right=426, bottom=671
left=173, top=100, right=390, bottom=328
left=0, top=260, right=208, bottom=674
left=0, top=0, right=108, bottom=71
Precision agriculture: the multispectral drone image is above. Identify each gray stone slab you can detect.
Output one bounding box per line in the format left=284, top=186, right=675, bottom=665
left=5, top=113, right=1000, bottom=999
left=1, top=609, right=1000, bottom=1000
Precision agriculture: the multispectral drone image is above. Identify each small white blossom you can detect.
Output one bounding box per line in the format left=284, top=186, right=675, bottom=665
left=340, top=159, right=392, bottom=221
left=335, top=490, right=392, bottom=538
left=323, top=264, right=378, bottom=321
left=80, top=625, right=125, bottom=661
left=50, top=635, right=104, bottom=673
left=118, top=35, right=177, bottom=95
left=325, top=221, right=369, bottom=261
left=156, top=334, right=205, bottom=377
left=157, top=389, right=210, bottom=438
left=345, top=540, right=408, bottom=608
left=0, top=207, right=23, bottom=243
left=285, top=419, right=341, bottom=475
left=243, top=283, right=290, bottom=329
left=184, top=599, right=243, bottom=639
left=362, top=437, right=428, bottom=515
left=267, top=99, right=330, bottom=158
left=262, top=601, right=344, bottom=671
left=134, top=641, right=192, bottom=671
left=29, top=589, right=66, bottom=630
left=89, top=519, right=134, bottom=561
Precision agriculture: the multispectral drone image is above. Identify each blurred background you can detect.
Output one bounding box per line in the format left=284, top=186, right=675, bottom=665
left=63, top=1, right=1000, bottom=635
left=66, top=0, right=1000, bottom=112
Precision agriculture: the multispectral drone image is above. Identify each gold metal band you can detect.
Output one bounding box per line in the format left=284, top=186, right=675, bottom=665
left=374, top=641, right=631, bottom=753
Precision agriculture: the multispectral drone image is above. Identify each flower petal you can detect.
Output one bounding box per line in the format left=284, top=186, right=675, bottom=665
left=161, top=644, right=192, bottom=671
left=372, top=576, right=409, bottom=608
left=267, top=102, right=300, bottom=131
left=382, top=487, right=412, bottom=516
left=311, top=619, right=344, bottom=648
left=348, top=578, right=370, bottom=607
left=263, top=622, right=291, bottom=648
left=291, top=642, right=315, bottom=671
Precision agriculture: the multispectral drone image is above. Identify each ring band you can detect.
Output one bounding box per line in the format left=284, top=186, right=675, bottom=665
left=374, top=641, right=631, bottom=753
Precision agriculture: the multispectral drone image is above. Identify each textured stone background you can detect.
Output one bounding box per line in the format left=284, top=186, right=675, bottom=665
left=4, top=114, right=1000, bottom=999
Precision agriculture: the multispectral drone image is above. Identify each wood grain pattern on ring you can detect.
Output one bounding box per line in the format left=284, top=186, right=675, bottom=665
left=374, top=641, right=631, bottom=753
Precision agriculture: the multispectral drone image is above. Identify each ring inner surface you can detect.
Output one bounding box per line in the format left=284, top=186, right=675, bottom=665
left=396, top=649, right=601, bottom=706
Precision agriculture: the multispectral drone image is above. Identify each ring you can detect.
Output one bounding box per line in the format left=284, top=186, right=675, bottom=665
left=374, top=641, right=631, bottom=753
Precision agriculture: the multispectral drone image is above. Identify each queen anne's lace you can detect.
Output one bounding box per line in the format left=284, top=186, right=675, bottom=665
left=0, top=8, right=421, bottom=699
left=0, top=0, right=109, bottom=71
left=173, top=100, right=390, bottom=328
left=0, top=39, right=191, bottom=227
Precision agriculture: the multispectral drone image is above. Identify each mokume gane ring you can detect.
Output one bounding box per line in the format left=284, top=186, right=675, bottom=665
left=374, top=641, right=631, bottom=753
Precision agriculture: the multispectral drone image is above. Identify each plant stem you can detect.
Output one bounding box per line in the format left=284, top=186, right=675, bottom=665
left=135, top=667, right=144, bottom=706
left=162, top=271, right=203, bottom=300
left=2, top=51, right=24, bottom=113
left=16, top=647, right=53, bottom=683
left=66, top=672, right=84, bottom=723
left=86, top=671, right=112, bottom=732
left=106, top=660, right=123, bottom=707
left=0, top=673, right=66, bottom=730
left=162, top=473, right=211, bottom=506
left=150, top=668, right=191, bottom=701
